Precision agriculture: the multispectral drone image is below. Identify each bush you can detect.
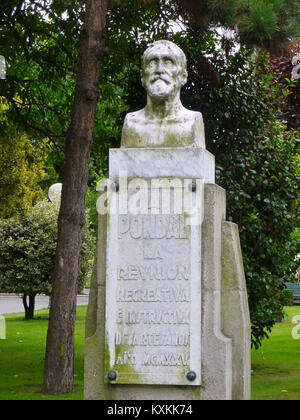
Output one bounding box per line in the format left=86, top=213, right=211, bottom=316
left=0, top=200, right=95, bottom=319
left=0, top=129, right=45, bottom=219
left=281, top=289, right=294, bottom=307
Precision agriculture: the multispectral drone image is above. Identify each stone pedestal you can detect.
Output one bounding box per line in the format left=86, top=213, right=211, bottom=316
left=84, top=148, right=251, bottom=400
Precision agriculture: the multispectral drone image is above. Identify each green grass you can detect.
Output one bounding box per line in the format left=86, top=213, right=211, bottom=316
left=0, top=306, right=87, bottom=400
left=251, top=306, right=300, bottom=400
left=0, top=305, right=300, bottom=400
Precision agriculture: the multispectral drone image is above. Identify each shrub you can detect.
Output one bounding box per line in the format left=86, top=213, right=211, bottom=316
left=0, top=200, right=95, bottom=319
left=281, top=289, right=295, bottom=307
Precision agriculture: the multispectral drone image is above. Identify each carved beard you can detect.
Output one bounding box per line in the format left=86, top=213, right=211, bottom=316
left=146, top=75, right=183, bottom=100
left=148, top=78, right=172, bottom=97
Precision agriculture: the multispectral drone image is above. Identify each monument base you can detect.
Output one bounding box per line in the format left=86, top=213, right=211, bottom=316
left=84, top=178, right=251, bottom=400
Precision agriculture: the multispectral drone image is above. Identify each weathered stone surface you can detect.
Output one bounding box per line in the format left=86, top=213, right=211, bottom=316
left=84, top=212, right=107, bottom=400
left=121, top=40, right=205, bottom=149
left=121, top=108, right=205, bottom=148
left=200, top=184, right=232, bottom=400
left=84, top=181, right=251, bottom=400
left=104, top=182, right=203, bottom=386
left=109, top=148, right=215, bottom=183
left=221, top=221, right=251, bottom=400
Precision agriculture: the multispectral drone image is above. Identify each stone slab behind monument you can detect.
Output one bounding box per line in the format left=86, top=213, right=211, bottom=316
left=84, top=147, right=251, bottom=400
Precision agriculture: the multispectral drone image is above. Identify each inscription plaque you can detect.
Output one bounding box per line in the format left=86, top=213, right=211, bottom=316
left=105, top=179, right=203, bottom=385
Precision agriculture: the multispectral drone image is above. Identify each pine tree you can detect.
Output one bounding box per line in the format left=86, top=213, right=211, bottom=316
left=176, top=0, right=300, bottom=52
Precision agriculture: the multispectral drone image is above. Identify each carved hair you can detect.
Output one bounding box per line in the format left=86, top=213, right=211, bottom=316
left=141, top=40, right=187, bottom=73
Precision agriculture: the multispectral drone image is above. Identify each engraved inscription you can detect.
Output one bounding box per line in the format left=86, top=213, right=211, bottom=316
left=105, top=181, right=202, bottom=385
left=117, top=264, right=190, bottom=281
left=115, top=331, right=190, bottom=346
left=116, top=287, right=189, bottom=303
left=116, top=352, right=137, bottom=366
left=143, top=352, right=190, bottom=366
left=116, top=309, right=190, bottom=324
left=118, top=214, right=189, bottom=239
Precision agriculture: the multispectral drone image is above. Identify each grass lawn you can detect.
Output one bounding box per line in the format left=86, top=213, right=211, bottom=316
left=251, top=305, right=300, bottom=400
left=0, top=306, right=87, bottom=400
left=0, top=305, right=300, bottom=400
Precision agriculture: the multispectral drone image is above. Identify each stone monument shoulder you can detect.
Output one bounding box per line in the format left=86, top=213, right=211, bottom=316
left=181, top=108, right=205, bottom=149
left=121, top=107, right=206, bottom=149
left=121, top=111, right=143, bottom=148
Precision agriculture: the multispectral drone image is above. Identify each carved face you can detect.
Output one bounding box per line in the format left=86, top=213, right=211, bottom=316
left=141, top=43, right=187, bottom=100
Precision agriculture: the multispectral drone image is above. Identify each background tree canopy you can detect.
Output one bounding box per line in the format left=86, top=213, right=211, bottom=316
left=0, top=0, right=299, bottom=349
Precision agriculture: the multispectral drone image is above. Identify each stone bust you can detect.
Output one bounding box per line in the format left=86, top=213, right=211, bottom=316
left=121, top=40, right=206, bottom=149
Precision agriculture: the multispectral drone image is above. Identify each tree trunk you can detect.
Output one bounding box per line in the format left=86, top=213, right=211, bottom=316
left=43, top=0, right=108, bottom=395
left=22, top=294, right=35, bottom=320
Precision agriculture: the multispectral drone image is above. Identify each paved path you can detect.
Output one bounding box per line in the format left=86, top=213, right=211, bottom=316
left=0, top=294, right=89, bottom=315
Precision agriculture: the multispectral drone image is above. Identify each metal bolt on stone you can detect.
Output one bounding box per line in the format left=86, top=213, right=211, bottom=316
left=186, top=371, right=197, bottom=381
left=107, top=370, right=117, bottom=381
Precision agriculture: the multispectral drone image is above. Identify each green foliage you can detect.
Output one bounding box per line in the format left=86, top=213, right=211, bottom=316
left=178, top=0, right=300, bottom=48
left=239, top=1, right=280, bottom=44
left=0, top=0, right=82, bottom=180
left=79, top=212, right=96, bottom=289
left=1, top=0, right=298, bottom=181
left=238, top=0, right=300, bottom=47
left=0, top=0, right=298, bottom=345
left=269, top=41, right=300, bottom=131
left=281, top=289, right=294, bottom=306
left=0, top=125, right=46, bottom=219
left=86, top=180, right=101, bottom=236
left=208, top=0, right=245, bottom=26
left=0, top=1, right=81, bottom=140
left=182, top=43, right=300, bottom=348
left=0, top=201, right=58, bottom=296
left=95, top=7, right=299, bottom=347
left=0, top=200, right=95, bottom=300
